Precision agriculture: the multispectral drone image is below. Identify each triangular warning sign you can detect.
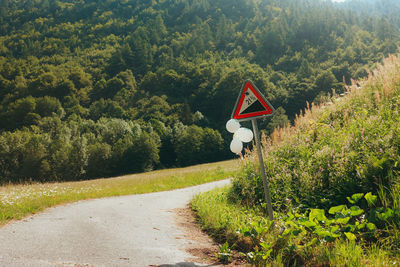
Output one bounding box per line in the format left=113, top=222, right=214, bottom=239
left=231, top=80, right=275, bottom=121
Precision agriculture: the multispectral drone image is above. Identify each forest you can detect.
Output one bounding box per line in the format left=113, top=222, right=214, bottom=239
left=0, top=0, right=398, bottom=183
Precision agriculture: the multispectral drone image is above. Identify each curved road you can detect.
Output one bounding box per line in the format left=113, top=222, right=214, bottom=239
left=0, top=179, right=230, bottom=267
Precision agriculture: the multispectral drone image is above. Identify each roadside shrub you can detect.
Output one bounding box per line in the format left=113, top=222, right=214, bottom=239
left=223, top=54, right=400, bottom=265
left=230, top=56, right=400, bottom=209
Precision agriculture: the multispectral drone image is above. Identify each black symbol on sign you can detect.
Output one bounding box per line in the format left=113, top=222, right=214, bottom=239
left=241, top=99, right=265, bottom=115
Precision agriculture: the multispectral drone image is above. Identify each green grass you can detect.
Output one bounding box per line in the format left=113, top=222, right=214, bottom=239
left=192, top=186, right=254, bottom=242
left=0, top=160, right=238, bottom=226
left=192, top=187, right=398, bottom=266
left=192, top=55, right=400, bottom=266
left=230, top=54, right=400, bottom=210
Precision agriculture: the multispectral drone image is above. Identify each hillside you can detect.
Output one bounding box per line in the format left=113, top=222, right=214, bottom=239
left=193, top=54, right=400, bottom=265
left=234, top=53, right=400, bottom=208
left=339, top=0, right=400, bottom=29
left=0, top=0, right=399, bottom=183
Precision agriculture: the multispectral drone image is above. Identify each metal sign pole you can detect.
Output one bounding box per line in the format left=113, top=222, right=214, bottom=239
left=251, top=119, right=274, bottom=221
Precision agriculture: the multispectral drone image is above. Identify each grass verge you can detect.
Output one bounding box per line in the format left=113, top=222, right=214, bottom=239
left=0, top=160, right=238, bottom=226
left=192, top=186, right=255, bottom=243
left=192, top=187, right=398, bottom=266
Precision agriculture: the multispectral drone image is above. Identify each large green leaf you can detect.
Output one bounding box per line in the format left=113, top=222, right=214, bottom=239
left=365, top=192, right=377, bottom=207
left=305, top=238, right=318, bottom=247
left=356, top=222, right=366, bottom=230
left=335, top=217, right=350, bottom=224
left=300, top=220, right=317, bottom=228
left=346, top=193, right=364, bottom=204
left=343, top=224, right=356, bottom=232
left=367, top=222, right=377, bottom=231
left=344, top=232, right=356, bottom=241
left=377, top=208, right=394, bottom=221
left=328, top=205, right=347, bottom=215
left=329, top=225, right=340, bottom=233
left=314, top=228, right=329, bottom=237
left=309, top=209, right=327, bottom=222
left=349, top=206, right=364, bottom=216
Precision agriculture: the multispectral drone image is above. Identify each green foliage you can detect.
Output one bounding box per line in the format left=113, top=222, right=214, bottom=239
left=216, top=241, right=233, bottom=264
left=193, top=187, right=399, bottom=266
left=218, top=53, right=400, bottom=264
left=86, top=142, right=112, bottom=178
left=89, top=99, right=125, bottom=121
left=120, top=132, right=160, bottom=173
left=365, top=192, right=378, bottom=207
left=237, top=191, right=397, bottom=265
left=347, top=193, right=364, bottom=204
left=277, top=193, right=380, bottom=245
left=174, top=125, right=224, bottom=166
left=0, top=0, right=399, bottom=182
left=0, top=118, right=160, bottom=183
left=231, top=58, right=400, bottom=210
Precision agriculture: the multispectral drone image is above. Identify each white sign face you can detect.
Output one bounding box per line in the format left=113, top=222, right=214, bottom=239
left=238, top=88, right=258, bottom=115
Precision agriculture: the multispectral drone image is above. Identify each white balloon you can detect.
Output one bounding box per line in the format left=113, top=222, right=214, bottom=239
left=235, top=127, right=254, bottom=143
left=232, top=130, right=242, bottom=140
left=230, top=138, right=243, bottom=154
left=226, top=119, right=240, bottom=133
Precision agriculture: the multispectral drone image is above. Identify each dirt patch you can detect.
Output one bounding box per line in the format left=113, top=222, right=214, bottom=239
left=173, top=206, right=246, bottom=266
left=174, top=207, right=219, bottom=264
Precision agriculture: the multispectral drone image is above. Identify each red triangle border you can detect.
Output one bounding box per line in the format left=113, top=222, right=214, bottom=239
left=231, top=80, right=275, bottom=121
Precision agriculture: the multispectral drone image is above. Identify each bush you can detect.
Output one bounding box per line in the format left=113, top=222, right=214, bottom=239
left=230, top=55, right=400, bottom=211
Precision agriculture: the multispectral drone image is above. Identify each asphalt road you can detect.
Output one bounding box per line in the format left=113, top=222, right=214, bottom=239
left=0, top=179, right=231, bottom=267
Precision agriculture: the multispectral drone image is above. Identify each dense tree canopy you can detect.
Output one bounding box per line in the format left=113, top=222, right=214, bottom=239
left=0, top=0, right=398, bottom=183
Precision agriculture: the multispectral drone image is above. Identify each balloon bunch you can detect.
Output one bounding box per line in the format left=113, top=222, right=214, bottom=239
left=226, top=119, right=254, bottom=154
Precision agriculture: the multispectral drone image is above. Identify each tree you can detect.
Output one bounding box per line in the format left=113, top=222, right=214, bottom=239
left=120, top=132, right=160, bottom=173
left=4, top=96, right=37, bottom=129
left=180, top=102, right=194, bottom=125
left=174, top=125, right=224, bottom=166
left=135, top=95, right=171, bottom=123
left=266, top=107, right=289, bottom=134
left=35, top=96, right=63, bottom=118
left=199, top=127, right=224, bottom=162
left=86, top=142, right=112, bottom=178
left=64, top=136, right=89, bottom=181
left=315, top=70, right=338, bottom=96
left=89, top=99, right=125, bottom=121
left=55, top=79, right=76, bottom=99
left=30, top=72, right=58, bottom=97
left=175, top=125, right=204, bottom=166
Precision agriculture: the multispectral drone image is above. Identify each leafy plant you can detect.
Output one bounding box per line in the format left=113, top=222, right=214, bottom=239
left=365, top=192, right=378, bottom=207
left=216, top=241, right=233, bottom=264
left=234, top=192, right=387, bottom=265
left=237, top=217, right=273, bottom=246
left=242, top=241, right=273, bottom=267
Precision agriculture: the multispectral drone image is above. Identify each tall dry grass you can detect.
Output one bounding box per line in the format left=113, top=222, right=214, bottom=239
left=267, top=53, right=400, bottom=150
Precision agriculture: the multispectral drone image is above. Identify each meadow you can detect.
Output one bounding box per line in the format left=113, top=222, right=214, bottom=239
left=0, top=160, right=238, bottom=225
